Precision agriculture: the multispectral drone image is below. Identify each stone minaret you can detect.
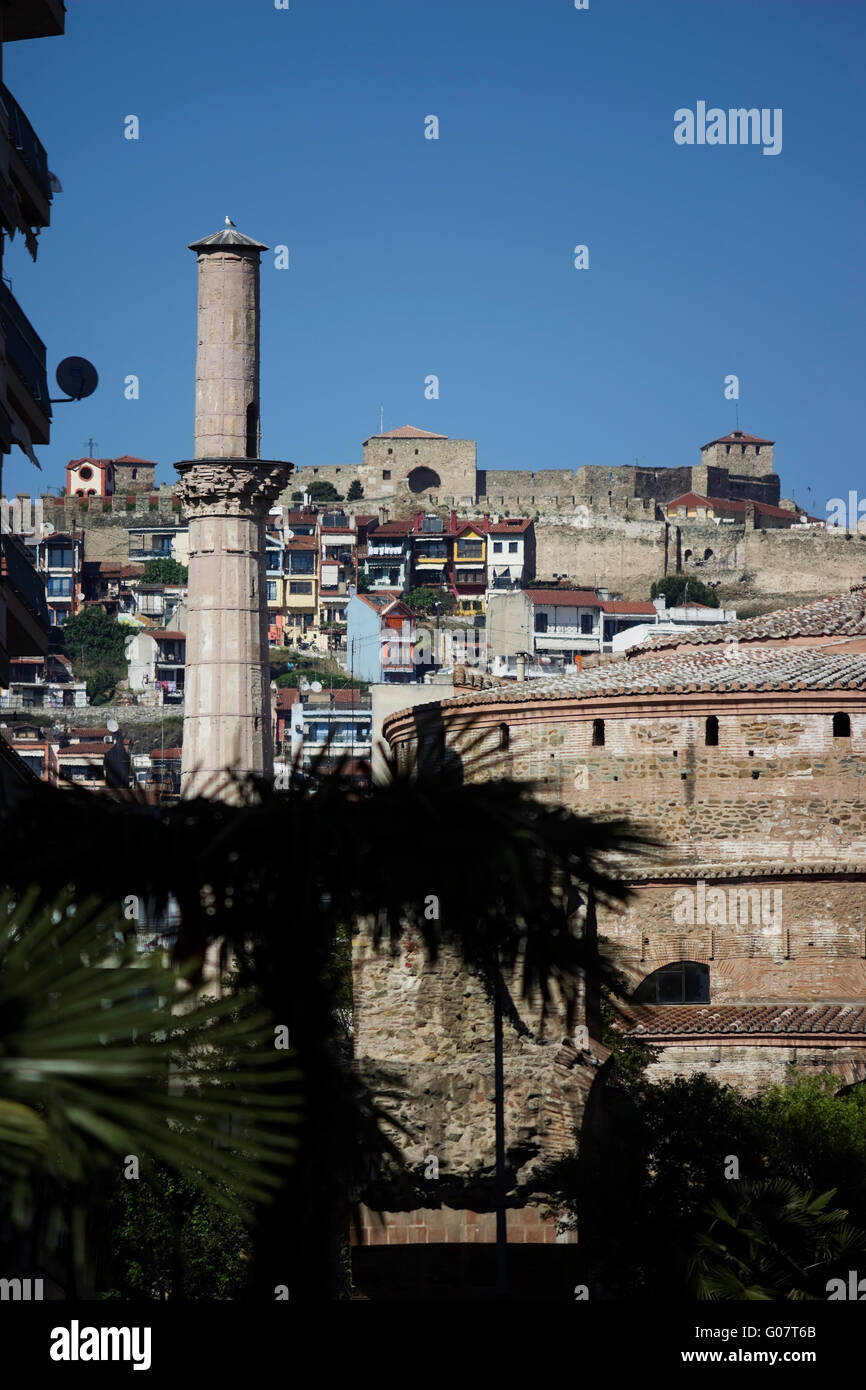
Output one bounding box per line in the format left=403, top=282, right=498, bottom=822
left=175, top=225, right=291, bottom=799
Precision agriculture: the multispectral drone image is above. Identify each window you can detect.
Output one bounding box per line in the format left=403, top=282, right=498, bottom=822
left=634, top=961, right=709, bottom=1004
left=705, top=715, right=719, bottom=746
left=47, top=547, right=73, bottom=568
left=493, top=541, right=503, bottom=553
left=383, top=470, right=391, bottom=480
left=458, top=540, right=483, bottom=558
left=498, top=723, right=510, bottom=752
left=508, top=541, right=518, bottom=553
left=387, top=448, right=393, bottom=455
left=139, top=593, right=163, bottom=614
left=290, top=581, right=313, bottom=595
left=290, top=552, right=315, bottom=574
left=267, top=581, right=278, bottom=602
left=48, top=576, right=72, bottom=597
left=833, top=712, right=851, bottom=738
left=592, top=718, right=605, bottom=746
left=78, top=465, right=93, bottom=480
left=580, top=613, right=593, bottom=635
left=246, top=404, right=258, bottom=457
left=534, top=612, right=548, bottom=633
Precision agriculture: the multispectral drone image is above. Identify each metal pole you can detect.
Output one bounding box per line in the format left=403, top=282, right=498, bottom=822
left=493, top=967, right=508, bottom=1298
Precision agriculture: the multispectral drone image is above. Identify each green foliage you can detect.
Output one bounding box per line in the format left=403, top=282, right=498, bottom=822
left=61, top=609, right=139, bottom=703
left=141, top=557, right=188, bottom=585
left=346, top=479, right=364, bottom=501
left=101, top=1167, right=251, bottom=1300
left=650, top=575, right=719, bottom=607
left=569, top=1068, right=866, bottom=1300
left=0, top=885, right=300, bottom=1296
left=690, top=1179, right=865, bottom=1300
left=405, top=585, right=446, bottom=614
left=356, top=569, right=371, bottom=593
left=306, top=481, right=343, bottom=502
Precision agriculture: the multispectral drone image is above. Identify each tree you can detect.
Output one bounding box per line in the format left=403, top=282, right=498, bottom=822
left=61, top=608, right=139, bottom=704
left=650, top=575, right=719, bottom=608
left=405, top=585, right=444, bottom=614
left=346, top=480, right=364, bottom=501
left=690, top=1179, right=865, bottom=1300
left=141, top=557, right=188, bottom=585
left=306, top=481, right=343, bottom=503
left=0, top=885, right=298, bottom=1298
left=0, top=749, right=652, bottom=1299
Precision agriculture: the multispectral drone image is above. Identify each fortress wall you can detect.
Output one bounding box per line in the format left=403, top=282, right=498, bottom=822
left=534, top=519, right=668, bottom=595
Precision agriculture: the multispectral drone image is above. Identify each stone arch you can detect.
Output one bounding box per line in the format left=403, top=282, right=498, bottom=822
left=407, top=466, right=441, bottom=494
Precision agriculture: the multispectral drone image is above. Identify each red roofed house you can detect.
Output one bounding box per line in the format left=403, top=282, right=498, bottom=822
left=65, top=455, right=156, bottom=498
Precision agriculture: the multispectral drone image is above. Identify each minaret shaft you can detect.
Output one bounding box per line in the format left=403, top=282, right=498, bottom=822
left=175, top=226, right=291, bottom=801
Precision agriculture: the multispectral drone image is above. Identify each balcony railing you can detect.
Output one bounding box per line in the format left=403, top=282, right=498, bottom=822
left=0, top=281, right=51, bottom=421
left=0, top=83, right=51, bottom=206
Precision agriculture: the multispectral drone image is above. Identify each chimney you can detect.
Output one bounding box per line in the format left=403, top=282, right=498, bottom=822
left=450, top=509, right=457, bottom=530
left=516, top=652, right=526, bottom=682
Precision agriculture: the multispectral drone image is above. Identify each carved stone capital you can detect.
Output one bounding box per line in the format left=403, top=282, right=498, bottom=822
left=174, top=458, right=292, bottom=519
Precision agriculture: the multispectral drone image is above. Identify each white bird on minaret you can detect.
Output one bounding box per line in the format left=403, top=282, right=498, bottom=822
left=225, top=216, right=235, bottom=227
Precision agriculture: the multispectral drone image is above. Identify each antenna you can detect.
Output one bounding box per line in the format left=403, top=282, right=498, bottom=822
left=379, top=403, right=384, bottom=434
left=734, top=400, right=739, bottom=429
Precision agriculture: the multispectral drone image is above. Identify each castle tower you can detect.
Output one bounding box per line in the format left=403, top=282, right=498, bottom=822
left=175, top=225, right=292, bottom=799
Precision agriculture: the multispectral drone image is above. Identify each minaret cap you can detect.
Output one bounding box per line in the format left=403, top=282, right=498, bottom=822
left=188, top=227, right=269, bottom=252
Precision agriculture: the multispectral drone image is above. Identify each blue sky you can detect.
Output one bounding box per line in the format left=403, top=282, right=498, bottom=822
left=3, top=0, right=864, bottom=514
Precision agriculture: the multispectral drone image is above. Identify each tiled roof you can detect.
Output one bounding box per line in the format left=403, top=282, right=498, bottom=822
left=602, top=600, right=657, bottom=616
left=666, top=492, right=804, bottom=522
left=152, top=630, right=186, bottom=641
left=275, top=688, right=300, bottom=709
left=625, top=1004, right=866, bottom=1038
left=488, top=518, right=533, bottom=534
left=527, top=589, right=602, bottom=607
left=286, top=536, right=318, bottom=550
left=370, top=521, right=411, bottom=536
left=439, top=644, right=866, bottom=708
left=701, top=431, right=774, bottom=447
left=113, top=455, right=157, bottom=464
left=56, top=743, right=115, bottom=756
left=370, top=426, right=447, bottom=439
left=151, top=747, right=183, bottom=760
left=66, top=457, right=112, bottom=471
left=635, top=584, right=866, bottom=655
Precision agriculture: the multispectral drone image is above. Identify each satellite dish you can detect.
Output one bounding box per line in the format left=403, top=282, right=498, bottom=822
left=53, top=357, right=98, bottom=402
left=106, top=718, right=119, bottom=733
left=43, top=522, right=55, bottom=534
left=310, top=681, right=323, bottom=693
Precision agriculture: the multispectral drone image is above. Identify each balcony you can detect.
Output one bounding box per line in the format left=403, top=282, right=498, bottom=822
left=0, top=281, right=51, bottom=444
left=0, top=83, right=53, bottom=230
left=367, top=542, right=406, bottom=557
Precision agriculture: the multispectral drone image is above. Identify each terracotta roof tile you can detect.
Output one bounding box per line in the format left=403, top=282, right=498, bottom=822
left=636, top=584, right=866, bottom=654
left=370, top=425, right=448, bottom=439
left=625, top=1003, right=866, bottom=1038
left=440, top=643, right=866, bottom=708
left=701, top=431, right=774, bottom=447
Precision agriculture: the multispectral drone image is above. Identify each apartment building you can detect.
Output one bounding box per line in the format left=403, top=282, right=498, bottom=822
left=0, top=0, right=63, bottom=717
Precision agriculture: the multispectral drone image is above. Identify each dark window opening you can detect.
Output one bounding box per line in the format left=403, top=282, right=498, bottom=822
left=833, top=712, right=851, bottom=738
left=246, top=403, right=258, bottom=458
left=634, top=960, right=709, bottom=1004
left=383, top=470, right=391, bottom=480
left=705, top=715, right=719, bottom=746
left=498, top=723, right=510, bottom=752
left=592, top=718, right=605, bottom=747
